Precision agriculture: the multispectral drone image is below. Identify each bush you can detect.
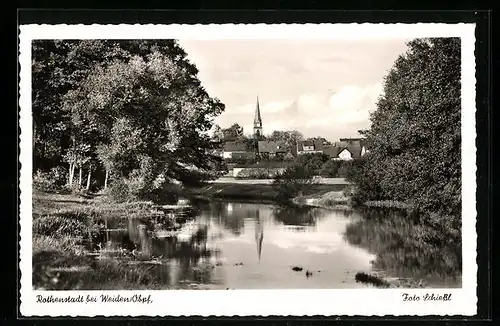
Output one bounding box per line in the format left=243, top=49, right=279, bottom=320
left=33, top=170, right=58, bottom=192
left=235, top=168, right=284, bottom=179
left=272, top=165, right=315, bottom=202
left=293, top=153, right=330, bottom=175
left=108, top=179, right=132, bottom=203
left=33, top=167, right=69, bottom=193
left=319, top=160, right=342, bottom=177
left=145, top=181, right=180, bottom=204
left=48, top=166, right=68, bottom=186
left=33, top=210, right=89, bottom=238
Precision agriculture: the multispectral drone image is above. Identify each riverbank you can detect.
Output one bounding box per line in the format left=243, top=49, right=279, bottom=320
left=189, top=182, right=348, bottom=202
left=292, top=191, right=352, bottom=210
left=32, top=191, right=174, bottom=290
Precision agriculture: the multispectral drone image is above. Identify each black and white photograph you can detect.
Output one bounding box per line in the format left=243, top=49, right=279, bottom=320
left=19, top=23, right=477, bottom=316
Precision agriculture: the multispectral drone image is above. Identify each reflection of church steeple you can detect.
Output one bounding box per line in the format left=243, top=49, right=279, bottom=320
left=255, top=210, right=264, bottom=262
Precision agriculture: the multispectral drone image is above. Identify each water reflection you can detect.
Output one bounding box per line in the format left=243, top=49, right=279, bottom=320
left=42, top=200, right=461, bottom=290
left=272, top=205, right=326, bottom=227
left=255, top=210, right=263, bottom=262
left=344, top=207, right=462, bottom=287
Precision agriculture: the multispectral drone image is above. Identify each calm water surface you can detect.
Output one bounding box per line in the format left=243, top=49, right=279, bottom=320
left=77, top=200, right=461, bottom=290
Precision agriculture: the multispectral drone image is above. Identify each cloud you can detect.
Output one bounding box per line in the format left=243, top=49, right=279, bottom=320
left=219, top=82, right=383, bottom=141
left=179, top=39, right=408, bottom=140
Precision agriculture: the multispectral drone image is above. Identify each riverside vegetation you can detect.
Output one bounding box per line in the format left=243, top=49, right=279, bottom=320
left=32, top=38, right=462, bottom=289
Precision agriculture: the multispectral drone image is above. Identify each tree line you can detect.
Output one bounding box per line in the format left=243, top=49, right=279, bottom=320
left=33, top=40, right=226, bottom=200
left=217, top=123, right=330, bottom=150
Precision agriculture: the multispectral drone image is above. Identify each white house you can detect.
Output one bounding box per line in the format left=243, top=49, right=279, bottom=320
left=322, top=138, right=369, bottom=161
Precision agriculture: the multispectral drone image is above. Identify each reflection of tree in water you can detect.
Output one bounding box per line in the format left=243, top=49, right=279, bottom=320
left=127, top=219, right=219, bottom=287
left=344, top=208, right=462, bottom=282
left=271, top=205, right=326, bottom=226
left=207, top=201, right=245, bottom=235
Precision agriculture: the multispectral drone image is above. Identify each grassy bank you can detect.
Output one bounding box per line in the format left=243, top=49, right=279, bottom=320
left=190, top=182, right=348, bottom=202
left=32, top=190, right=166, bottom=290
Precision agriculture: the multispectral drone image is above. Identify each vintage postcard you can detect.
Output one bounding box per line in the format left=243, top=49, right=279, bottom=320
left=19, top=23, right=477, bottom=316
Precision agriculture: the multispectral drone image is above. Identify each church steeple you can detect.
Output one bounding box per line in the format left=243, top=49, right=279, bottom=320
left=254, top=96, right=263, bottom=138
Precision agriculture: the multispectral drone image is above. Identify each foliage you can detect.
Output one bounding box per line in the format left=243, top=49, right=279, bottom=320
left=33, top=213, right=89, bottom=238
left=32, top=40, right=226, bottom=202
left=222, top=123, right=245, bottom=141
left=33, top=171, right=58, bottom=193
left=234, top=160, right=293, bottom=169
left=234, top=168, right=285, bottom=179
left=319, top=160, right=340, bottom=177
left=293, top=153, right=330, bottom=175
left=352, top=38, right=461, bottom=224
left=108, top=179, right=133, bottom=203
left=306, top=136, right=331, bottom=145
left=266, top=130, right=304, bottom=150
left=272, top=165, right=316, bottom=202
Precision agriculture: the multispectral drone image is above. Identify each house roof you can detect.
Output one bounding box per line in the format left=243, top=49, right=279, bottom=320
left=323, top=143, right=363, bottom=159
left=339, top=137, right=364, bottom=142
left=223, top=141, right=249, bottom=152
left=345, top=145, right=362, bottom=159
left=258, top=140, right=288, bottom=154
left=322, top=145, right=341, bottom=158
left=297, top=140, right=323, bottom=152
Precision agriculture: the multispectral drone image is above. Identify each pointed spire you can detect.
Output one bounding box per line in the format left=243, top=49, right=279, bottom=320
left=254, top=95, right=262, bottom=126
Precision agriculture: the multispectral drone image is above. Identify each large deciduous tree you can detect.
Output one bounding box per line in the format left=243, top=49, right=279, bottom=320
left=267, top=130, right=304, bottom=150
left=352, top=38, right=461, bottom=227
left=222, top=123, right=245, bottom=141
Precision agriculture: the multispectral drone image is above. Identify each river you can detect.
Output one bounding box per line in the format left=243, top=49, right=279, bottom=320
left=46, top=200, right=462, bottom=290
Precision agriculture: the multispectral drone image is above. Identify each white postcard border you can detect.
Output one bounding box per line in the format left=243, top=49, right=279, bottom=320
left=19, top=23, right=477, bottom=317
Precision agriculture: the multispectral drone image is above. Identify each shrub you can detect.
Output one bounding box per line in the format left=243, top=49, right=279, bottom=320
left=344, top=158, right=384, bottom=205
left=319, top=160, right=342, bottom=177
left=235, top=168, right=284, bottom=179
left=33, top=170, right=58, bottom=192
left=145, top=181, right=180, bottom=204
left=108, top=179, right=132, bottom=203
left=61, top=183, right=84, bottom=195
left=49, top=166, right=68, bottom=186
left=272, top=165, right=316, bottom=202
left=293, top=153, right=330, bottom=175
left=33, top=211, right=89, bottom=238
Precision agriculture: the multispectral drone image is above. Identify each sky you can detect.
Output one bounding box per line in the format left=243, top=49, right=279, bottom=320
left=178, top=39, right=411, bottom=142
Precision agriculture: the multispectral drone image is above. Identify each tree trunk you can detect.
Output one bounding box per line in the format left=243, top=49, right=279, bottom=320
left=78, top=167, right=83, bottom=186
left=104, top=169, right=109, bottom=189
left=68, top=163, right=74, bottom=186
left=86, top=165, right=92, bottom=191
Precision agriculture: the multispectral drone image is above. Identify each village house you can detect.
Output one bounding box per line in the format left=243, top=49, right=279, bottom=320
left=223, top=141, right=254, bottom=160
left=221, top=96, right=370, bottom=163
left=296, top=139, right=324, bottom=155
left=257, top=140, right=290, bottom=160
left=322, top=138, right=368, bottom=161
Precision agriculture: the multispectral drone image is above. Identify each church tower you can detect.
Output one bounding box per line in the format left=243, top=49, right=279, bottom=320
left=253, top=96, right=263, bottom=138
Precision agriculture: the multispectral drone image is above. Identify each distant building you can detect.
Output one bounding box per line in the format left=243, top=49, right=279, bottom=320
left=323, top=138, right=368, bottom=161
left=296, top=139, right=324, bottom=155
left=258, top=140, right=289, bottom=159
left=223, top=141, right=254, bottom=160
